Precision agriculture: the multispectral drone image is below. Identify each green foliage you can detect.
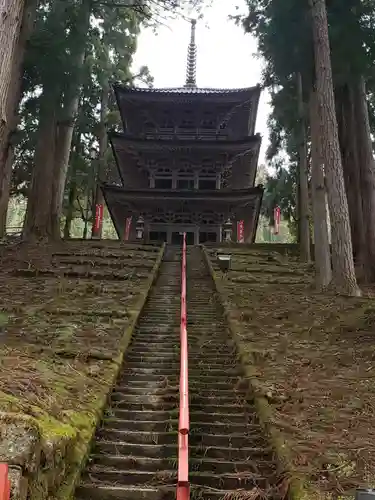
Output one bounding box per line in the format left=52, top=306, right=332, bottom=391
left=255, top=215, right=293, bottom=243
left=238, top=0, right=375, bottom=240
left=11, top=0, right=156, bottom=233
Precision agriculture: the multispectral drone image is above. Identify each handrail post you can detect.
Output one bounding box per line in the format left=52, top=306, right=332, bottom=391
left=0, top=464, right=11, bottom=500
left=177, top=232, right=189, bottom=500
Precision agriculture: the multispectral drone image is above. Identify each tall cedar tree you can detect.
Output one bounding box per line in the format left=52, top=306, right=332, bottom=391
left=309, top=0, right=360, bottom=296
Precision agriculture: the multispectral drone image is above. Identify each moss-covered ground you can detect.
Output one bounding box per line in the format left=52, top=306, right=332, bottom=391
left=0, top=240, right=163, bottom=499
left=206, top=245, right=375, bottom=500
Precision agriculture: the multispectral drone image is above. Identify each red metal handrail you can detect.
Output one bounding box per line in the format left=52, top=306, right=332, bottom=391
left=0, top=464, right=10, bottom=500
left=177, top=232, right=189, bottom=500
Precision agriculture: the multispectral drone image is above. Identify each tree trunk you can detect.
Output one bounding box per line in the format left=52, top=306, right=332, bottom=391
left=0, top=0, right=25, bottom=147
left=0, top=152, right=13, bottom=237
left=23, top=90, right=59, bottom=239
left=0, top=0, right=36, bottom=236
left=63, top=181, right=77, bottom=239
left=353, top=75, right=375, bottom=282
left=309, top=88, right=332, bottom=288
left=91, top=84, right=109, bottom=239
left=308, top=0, right=360, bottom=296
left=50, top=0, right=91, bottom=236
left=296, top=72, right=311, bottom=262
left=339, top=84, right=366, bottom=274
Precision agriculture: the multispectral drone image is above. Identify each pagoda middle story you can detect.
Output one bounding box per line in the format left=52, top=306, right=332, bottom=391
left=101, top=20, right=264, bottom=245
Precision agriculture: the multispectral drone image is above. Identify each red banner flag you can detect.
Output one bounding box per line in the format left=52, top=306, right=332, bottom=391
left=237, top=220, right=244, bottom=243
left=94, top=204, right=104, bottom=232
left=124, top=217, right=132, bottom=241
left=274, top=206, right=281, bottom=235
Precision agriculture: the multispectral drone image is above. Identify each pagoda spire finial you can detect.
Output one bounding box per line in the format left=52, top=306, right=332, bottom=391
left=184, top=18, right=197, bottom=88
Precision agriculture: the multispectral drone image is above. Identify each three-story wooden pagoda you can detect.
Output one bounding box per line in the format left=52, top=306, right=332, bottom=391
left=101, top=19, right=264, bottom=244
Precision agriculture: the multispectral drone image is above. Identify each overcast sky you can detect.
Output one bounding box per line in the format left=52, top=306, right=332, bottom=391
left=132, top=0, right=271, bottom=164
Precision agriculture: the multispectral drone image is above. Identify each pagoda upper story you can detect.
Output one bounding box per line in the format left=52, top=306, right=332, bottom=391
left=114, top=84, right=261, bottom=140
left=113, top=19, right=261, bottom=142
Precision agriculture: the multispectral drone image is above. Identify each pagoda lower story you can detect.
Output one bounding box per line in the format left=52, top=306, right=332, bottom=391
left=102, top=185, right=263, bottom=244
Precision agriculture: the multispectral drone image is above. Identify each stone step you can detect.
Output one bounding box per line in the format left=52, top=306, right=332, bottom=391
left=83, top=467, right=270, bottom=490
left=113, top=384, right=247, bottom=395
left=109, top=401, right=253, bottom=415
left=97, top=428, right=266, bottom=448
left=123, top=360, right=241, bottom=370
left=128, top=342, right=233, bottom=351
left=115, top=373, right=241, bottom=385
left=89, top=453, right=274, bottom=475
left=119, top=367, right=242, bottom=377
left=108, top=409, right=256, bottom=424
left=101, top=418, right=261, bottom=435
left=93, top=440, right=273, bottom=461
left=110, top=392, right=248, bottom=407
left=76, top=483, right=278, bottom=500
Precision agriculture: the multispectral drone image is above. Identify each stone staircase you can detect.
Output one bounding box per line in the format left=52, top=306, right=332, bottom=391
left=186, top=247, right=280, bottom=498
left=75, top=246, right=282, bottom=500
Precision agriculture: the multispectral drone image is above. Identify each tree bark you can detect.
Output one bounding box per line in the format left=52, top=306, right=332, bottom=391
left=0, top=0, right=25, bottom=147
left=296, top=72, right=311, bottom=262
left=23, top=90, right=59, bottom=239
left=0, top=0, right=36, bottom=236
left=0, top=152, right=13, bottom=237
left=63, top=181, right=77, bottom=239
left=352, top=75, right=375, bottom=282
left=309, top=88, right=332, bottom=288
left=338, top=84, right=366, bottom=273
left=91, top=84, right=109, bottom=239
left=308, top=0, right=360, bottom=296
left=50, top=0, right=91, bottom=237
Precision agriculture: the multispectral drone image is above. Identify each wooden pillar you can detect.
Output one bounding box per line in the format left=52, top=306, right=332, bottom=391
left=232, top=219, right=238, bottom=242
left=129, top=212, right=138, bottom=241
left=194, top=227, right=199, bottom=245
left=144, top=221, right=150, bottom=243
left=244, top=209, right=258, bottom=243
left=172, top=172, right=177, bottom=189
left=194, top=172, right=199, bottom=189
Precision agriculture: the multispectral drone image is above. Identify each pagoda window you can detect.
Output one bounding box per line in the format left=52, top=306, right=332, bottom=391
left=161, top=119, right=174, bottom=129
left=150, top=231, right=167, bottom=242
left=199, top=232, right=218, bottom=243
left=144, top=121, right=156, bottom=132
left=178, top=166, right=194, bottom=177
left=155, top=167, right=172, bottom=175
left=199, top=179, right=216, bottom=190
left=155, top=178, right=172, bottom=189
left=200, top=167, right=216, bottom=177
left=175, top=216, right=194, bottom=224
left=177, top=178, right=195, bottom=190
left=200, top=120, right=215, bottom=129
left=180, top=120, right=195, bottom=130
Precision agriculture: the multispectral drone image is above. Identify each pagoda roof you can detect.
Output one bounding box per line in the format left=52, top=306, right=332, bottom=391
left=114, top=84, right=261, bottom=138
left=102, top=184, right=263, bottom=240
left=102, top=184, right=263, bottom=202
left=110, top=132, right=260, bottom=154
left=114, top=84, right=261, bottom=100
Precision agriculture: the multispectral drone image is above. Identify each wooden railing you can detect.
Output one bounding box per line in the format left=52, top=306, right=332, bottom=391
left=177, top=232, right=189, bottom=500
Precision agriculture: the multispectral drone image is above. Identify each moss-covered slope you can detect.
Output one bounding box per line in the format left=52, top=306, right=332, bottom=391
left=205, top=245, right=375, bottom=500
left=0, top=241, right=164, bottom=500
